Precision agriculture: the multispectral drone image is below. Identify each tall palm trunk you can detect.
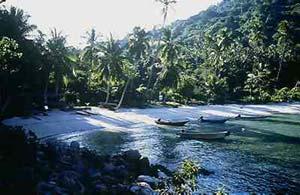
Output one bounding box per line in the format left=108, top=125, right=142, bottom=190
left=105, top=83, right=110, bottom=104
left=44, top=80, right=49, bottom=105
left=116, top=79, right=130, bottom=110
left=55, top=77, right=60, bottom=98
left=0, top=95, right=10, bottom=117
left=276, top=60, right=283, bottom=83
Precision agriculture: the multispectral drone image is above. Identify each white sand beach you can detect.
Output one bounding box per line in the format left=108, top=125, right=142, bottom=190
left=3, top=102, right=300, bottom=138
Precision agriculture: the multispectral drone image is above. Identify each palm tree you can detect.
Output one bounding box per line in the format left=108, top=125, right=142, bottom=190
left=46, top=29, right=69, bottom=97
left=146, top=0, right=177, bottom=97
left=81, top=28, right=100, bottom=68
left=115, top=60, right=137, bottom=110
left=97, top=34, right=123, bottom=104
left=155, top=0, right=177, bottom=27
left=0, top=7, right=36, bottom=40
left=128, top=27, right=149, bottom=60
left=157, top=28, right=181, bottom=90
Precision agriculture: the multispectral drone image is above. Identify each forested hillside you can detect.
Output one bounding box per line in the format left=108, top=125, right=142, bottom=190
left=1, top=0, right=300, bottom=118
left=169, top=0, right=300, bottom=102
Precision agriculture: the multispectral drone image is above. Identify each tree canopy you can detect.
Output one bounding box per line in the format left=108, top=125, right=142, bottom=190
left=0, top=0, right=299, bottom=117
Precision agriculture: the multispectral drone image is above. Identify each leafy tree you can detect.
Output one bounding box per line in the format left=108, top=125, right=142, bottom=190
left=0, top=37, right=22, bottom=115
left=272, top=20, right=294, bottom=84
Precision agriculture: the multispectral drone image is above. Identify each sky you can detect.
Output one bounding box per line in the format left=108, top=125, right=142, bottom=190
left=4, top=0, right=221, bottom=46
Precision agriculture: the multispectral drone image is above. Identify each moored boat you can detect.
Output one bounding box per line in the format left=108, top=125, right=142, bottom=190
left=234, top=114, right=268, bottom=120
left=155, top=119, right=189, bottom=126
left=199, top=116, right=228, bottom=123
left=177, top=130, right=230, bottom=140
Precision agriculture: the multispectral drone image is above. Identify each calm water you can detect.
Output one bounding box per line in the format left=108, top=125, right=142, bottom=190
left=60, top=114, right=300, bottom=193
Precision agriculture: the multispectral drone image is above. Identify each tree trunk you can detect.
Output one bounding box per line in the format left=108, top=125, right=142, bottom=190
left=0, top=96, right=11, bottom=117
left=105, top=83, right=110, bottom=104
left=116, top=80, right=130, bottom=110
left=55, top=79, right=59, bottom=97
left=276, top=60, right=283, bottom=83
left=44, top=78, right=49, bottom=106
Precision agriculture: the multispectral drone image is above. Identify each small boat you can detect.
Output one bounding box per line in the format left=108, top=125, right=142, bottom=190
left=234, top=114, right=268, bottom=120
left=177, top=131, right=230, bottom=140
left=199, top=116, right=227, bottom=123
left=155, top=119, right=189, bottom=126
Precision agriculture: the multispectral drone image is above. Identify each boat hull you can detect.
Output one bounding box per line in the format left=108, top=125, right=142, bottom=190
left=178, top=131, right=230, bottom=140
left=200, top=119, right=227, bottom=123
left=155, top=120, right=189, bottom=126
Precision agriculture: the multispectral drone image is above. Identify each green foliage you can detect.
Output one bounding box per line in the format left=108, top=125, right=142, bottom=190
left=172, top=160, right=200, bottom=194
left=1, top=0, right=300, bottom=116
left=271, top=87, right=300, bottom=102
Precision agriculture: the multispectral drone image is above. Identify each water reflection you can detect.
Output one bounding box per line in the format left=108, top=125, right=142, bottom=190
left=62, top=114, right=300, bottom=193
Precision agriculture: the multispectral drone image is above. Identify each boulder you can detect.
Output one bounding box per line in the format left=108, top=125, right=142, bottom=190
left=57, top=171, right=84, bottom=193
left=94, top=183, right=108, bottom=193
left=102, top=163, right=116, bottom=174
left=90, top=171, right=102, bottom=180
left=70, top=141, right=80, bottom=151
left=124, top=150, right=141, bottom=161
left=157, top=171, right=169, bottom=179
left=137, top=175, right=160, bottom=187
left=130, top=182, right=157, bottom=195
left=37, top=182, right=68, bottom=195
left=138, top=157, right=150, bottom=172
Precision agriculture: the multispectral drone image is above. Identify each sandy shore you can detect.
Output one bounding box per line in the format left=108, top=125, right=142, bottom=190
left=3, top=102, right=300, bottom=138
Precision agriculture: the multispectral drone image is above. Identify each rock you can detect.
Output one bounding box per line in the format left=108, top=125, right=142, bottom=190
left=76, top=160, right=87, bottom=173
left=138, top=157, right=150, bottom=172
left=90, top=171, right=102, bottom=180
left=137, top=175, right=160, bottom=187
left=94, top=183, right=108, bottom=192
left=111, top=184, right=130, bottom=194
left=37, top=182, right=68, bottom=195
left=57, top=171, right=84, bottom=193
left=157, top=171, right=168, bottom=179
left=115, top=165, right=129, bottom=178
left=101, top=175, right=118, bottom=185
left=70, top=141, right=80, bottom=150
left=124, top=150, right=141, bottom=161
left=130, top=182, right=157, bottom=195
left=102, top=163, right=116, bottom=174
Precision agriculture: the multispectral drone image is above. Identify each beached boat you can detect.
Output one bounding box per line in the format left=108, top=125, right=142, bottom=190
left=199, top=116, right=228, bottom=123
left=177, top=130, right=230, bottom=140
left=155, top=119, right=189, bottom=126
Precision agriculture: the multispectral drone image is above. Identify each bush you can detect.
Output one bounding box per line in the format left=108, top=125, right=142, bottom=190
left=0, top=125, right=38, bottom=194
left=288, top=87, right=300, bottom=101
left=271, top=87, right=290, bottom=102
left=271, top=87, right=300, bottom=102
left=171, top=160, right=200, bottom=194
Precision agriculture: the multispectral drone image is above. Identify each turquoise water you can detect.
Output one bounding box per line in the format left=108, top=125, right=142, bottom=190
left=61, top=114, right=300, bottom=193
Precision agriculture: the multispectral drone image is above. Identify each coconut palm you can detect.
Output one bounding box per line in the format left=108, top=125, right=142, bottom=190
left=46, top=29, right=69, bottom=97
left=97, top=34, right=123, bottom=104
left=115, top=60, right=138, bottom=110
left=155, top=0, right=177, bottom=27
left=146, top=0, right=177, bottom=97
left=81, top=28, right=100, bottom=68
left=128, top=27, right=149, bottom=60
left=0, top=7, right=36, bottom=40
left=157, top=28, right=181, bottom=89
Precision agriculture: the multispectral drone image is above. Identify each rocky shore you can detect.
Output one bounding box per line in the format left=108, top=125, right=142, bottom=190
left=0, top=125, right=206, bottom=194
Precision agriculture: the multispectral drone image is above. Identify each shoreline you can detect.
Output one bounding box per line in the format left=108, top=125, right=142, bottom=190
left=2, top=102, right=300, bottom=139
